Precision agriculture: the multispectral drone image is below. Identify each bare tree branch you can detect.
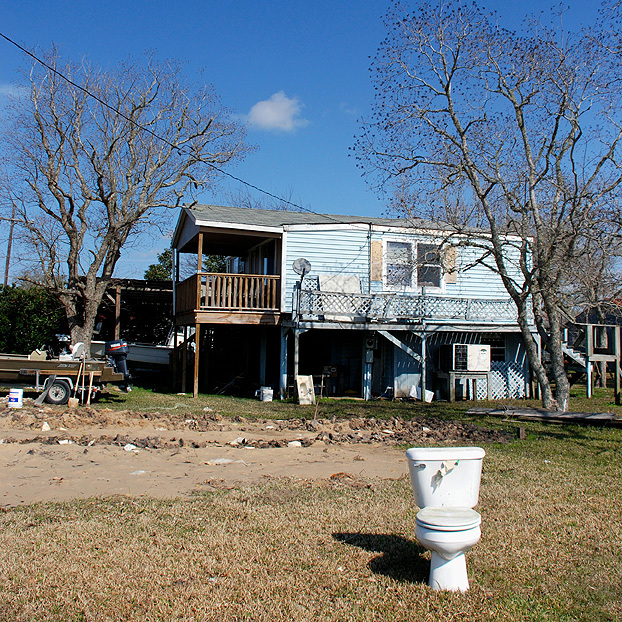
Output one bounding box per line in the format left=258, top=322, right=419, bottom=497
left=355, top=0, right=622, bottom=410
left=0, top=49, right=254, bottom=352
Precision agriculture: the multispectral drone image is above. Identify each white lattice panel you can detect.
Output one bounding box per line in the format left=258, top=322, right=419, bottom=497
left=298, top=289, right=521, bottom=323
left=476, top=362, right=526, bottom=400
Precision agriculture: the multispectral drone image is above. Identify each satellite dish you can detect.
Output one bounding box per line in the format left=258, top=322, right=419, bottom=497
left=292, top=258, right=311, bottom=277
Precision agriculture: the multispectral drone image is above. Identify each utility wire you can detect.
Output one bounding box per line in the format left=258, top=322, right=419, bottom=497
left=0, top=31, right=347, bottom=223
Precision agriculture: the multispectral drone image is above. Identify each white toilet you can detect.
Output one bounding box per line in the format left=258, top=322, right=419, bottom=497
left=406, top=446, right=485, bottom=592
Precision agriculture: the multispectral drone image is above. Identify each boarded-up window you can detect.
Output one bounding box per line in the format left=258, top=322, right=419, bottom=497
left=443, top=246, right=458, bottom=284
left=370, top=240, right=383, bottom=282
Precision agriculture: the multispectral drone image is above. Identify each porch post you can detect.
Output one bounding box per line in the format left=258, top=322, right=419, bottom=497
left=172, top=249, right=178, bottom=316
left=586, top=359, right=593, bottom=399
left=172, top=324, right=178, bottom=388
left=294, top=328, right=300, bottom=379
left=181, top=325, right=188, bottom=394
left=259, top=327, right=267, bottom=386
left=280, top=327, right=288, bottom=399
left=193, top=323, right=201, bottom=398
left=172, top=251, right=178, bottom=389
left=197, top=232, right=203, bottom=272
left=614, top=326, right=621, bottom=406
left=421, top=332, right=427, bottom=397
left=363, top=347, right=372, bottom=401
left=586, top=325, right=594, bottom=399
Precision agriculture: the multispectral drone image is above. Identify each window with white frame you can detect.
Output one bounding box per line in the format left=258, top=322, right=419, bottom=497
left=417, top=243, right=442, bottom=288
left=386, top=241, right=413, bottom=287
left=385, top=241, right=442, bottom=289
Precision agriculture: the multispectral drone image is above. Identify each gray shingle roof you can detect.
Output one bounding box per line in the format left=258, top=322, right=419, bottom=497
left=186, top=204, right=441, bottom=229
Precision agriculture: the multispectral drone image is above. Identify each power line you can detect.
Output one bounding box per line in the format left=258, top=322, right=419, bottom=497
left=0, top=31, right=346, bottom=223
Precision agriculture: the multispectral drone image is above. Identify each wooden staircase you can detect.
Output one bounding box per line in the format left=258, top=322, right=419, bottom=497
left=561, top=323, right=621, bottom=401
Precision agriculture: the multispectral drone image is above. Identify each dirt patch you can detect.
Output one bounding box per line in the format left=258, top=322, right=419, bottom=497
left=0, top=400, right=510, bottom=508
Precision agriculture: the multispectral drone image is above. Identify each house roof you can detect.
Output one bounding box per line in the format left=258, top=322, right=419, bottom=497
left=184, top=203, right=440, bottom=230
left=172, top=203, right=463, bottom=255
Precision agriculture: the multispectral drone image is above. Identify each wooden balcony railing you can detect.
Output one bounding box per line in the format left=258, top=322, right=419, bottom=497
left=175, top=272, right=280, bottom=316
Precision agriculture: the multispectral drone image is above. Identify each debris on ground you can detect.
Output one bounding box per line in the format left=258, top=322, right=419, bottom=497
left=0, top=402, right=513, bottom=448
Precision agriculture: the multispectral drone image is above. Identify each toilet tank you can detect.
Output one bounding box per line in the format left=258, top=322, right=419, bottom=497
left=406, top=447, right=485, bottom=508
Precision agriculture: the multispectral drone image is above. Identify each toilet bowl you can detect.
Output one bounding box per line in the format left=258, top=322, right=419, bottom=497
left=415, top=506, right=481, bottom=591
left=406, top=447, right=485, bottom=592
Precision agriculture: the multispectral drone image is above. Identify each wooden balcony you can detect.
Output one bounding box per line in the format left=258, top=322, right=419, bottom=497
left=175, top=272, right=281, bottom=325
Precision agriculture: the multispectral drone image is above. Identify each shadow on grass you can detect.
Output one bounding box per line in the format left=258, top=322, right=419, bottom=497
left=521, top=422, right=622, bottom=446
left=97, top=390, right=133, bottom=404
left=333, top=532, right=429, bottom=584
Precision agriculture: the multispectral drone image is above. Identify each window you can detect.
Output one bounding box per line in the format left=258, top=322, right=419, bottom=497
left=386, top=241, right=413, bottom=287
left=480, top=334, right=506, bottom=362
left=417, top=244, right=441, bottom=288
left=385, top=241, right=442, bottom=289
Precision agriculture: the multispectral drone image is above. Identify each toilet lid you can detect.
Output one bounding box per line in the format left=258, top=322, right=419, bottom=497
left=416, top=507, right=481, bottom=531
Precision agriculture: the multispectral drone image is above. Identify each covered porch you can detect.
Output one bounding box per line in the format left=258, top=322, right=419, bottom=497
left=172, top=212, right=284, bottom=397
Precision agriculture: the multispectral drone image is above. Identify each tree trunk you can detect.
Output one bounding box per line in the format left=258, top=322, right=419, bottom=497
left=62, top=277, right=109, bottom=357
left=597, top=361, right=607, bottom=388
left=545, top=308, right=570, bottom=412
left=515, top=304, right=556, bottom=409
left=70, top=322, right=95, bottom=358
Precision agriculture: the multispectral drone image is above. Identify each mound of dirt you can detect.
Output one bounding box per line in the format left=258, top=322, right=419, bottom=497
left=0, top=401, right=512, bottom=448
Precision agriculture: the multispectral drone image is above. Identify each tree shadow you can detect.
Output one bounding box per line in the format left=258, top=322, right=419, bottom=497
left=333, top=532, right=429, bottom=584
left=97, top=391, right=131, bottom=404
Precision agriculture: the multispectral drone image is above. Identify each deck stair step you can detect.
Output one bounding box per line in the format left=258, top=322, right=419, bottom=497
left=562, top=344, right=586, bottom=368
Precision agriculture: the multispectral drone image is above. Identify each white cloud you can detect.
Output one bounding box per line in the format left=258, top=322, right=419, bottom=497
left=247, top=91, right=309, bottom=132
left=0, top=83, right=28, bottom=98
left=339, top=102, right=358, bottom=116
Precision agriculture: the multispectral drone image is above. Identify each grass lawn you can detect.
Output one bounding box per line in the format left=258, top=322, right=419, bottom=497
left=96, top=377, right=622, bottom=422
left=0, top=386, right=621, bottom=621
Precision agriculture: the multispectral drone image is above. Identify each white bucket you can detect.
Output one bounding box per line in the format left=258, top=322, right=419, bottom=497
left=8, top=388, right=23, bottom=408
left=259, top=387, right=273, bottom=402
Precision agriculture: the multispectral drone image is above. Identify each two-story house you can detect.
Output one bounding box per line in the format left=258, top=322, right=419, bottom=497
left=172, top=204, right=536, bottom=401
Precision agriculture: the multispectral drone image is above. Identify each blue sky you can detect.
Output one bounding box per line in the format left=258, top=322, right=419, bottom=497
left=0, top=0, right=602, bottom=277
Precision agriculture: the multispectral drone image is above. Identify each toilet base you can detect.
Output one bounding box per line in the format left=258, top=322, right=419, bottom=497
left=428, top=551, right=469, bottom=592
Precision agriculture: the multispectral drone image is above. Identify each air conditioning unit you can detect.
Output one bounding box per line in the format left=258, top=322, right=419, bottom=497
left=438, top=344, right=491, bottom=372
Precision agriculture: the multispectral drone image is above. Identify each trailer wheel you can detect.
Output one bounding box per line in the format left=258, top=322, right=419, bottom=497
left=45, top=379, right=71, bottom=405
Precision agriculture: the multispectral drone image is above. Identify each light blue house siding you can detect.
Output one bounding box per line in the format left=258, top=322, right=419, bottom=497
left=172, top=204, right=536, bottom=401
left=451, top=244, right=520, bottom=300
left=283, top=225, right=524, bottom=312
left=281, top=225, right=529, bottom=399
left=368, top=229, right=519, bottom=300
left=283, top=227, right=370, bottom=312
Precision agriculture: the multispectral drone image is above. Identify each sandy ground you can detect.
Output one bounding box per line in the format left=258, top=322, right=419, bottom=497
left=0, top=403, right=509, bottom=508
left=1, top=430, right=406, bottom=508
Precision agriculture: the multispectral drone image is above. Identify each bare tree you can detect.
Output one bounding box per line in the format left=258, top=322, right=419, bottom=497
left=569, top=236, right=622, bottom=317
left=1, top=50, right=253, bottom=353
left=568, top=232, right=622, bottom=387
left=356, top=1, right=622, bottom=410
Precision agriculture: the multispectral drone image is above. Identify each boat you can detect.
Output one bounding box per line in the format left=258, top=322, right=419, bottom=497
left=0, top=349, right=124, bottom=405
left=92, top=328, right=190, bottom=368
